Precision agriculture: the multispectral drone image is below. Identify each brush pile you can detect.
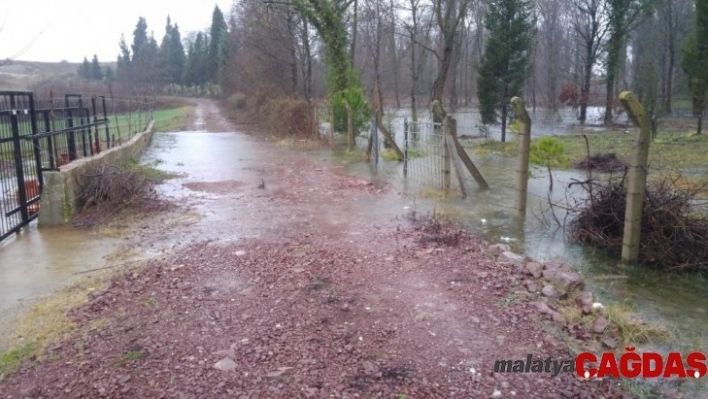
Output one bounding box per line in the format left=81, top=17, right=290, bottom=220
left=573, top=153, right=627, bottom=173
left=567, top=175, right=708, bottom=272
left=74, top=162, right=167, bottom=226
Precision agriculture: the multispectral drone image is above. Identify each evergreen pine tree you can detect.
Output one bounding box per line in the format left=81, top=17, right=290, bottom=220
left=160, top=17, right=187, bottom=87
left=78, top=57, right=91, bottom=79
left=104, top=66, right=115, bottom=82
left=477, top=0, right=536, bottom=142
left=116, top=34, right=132, bottom=82
left=91, top=54, right=103, bottom=81
left=208, top=6, right=228, bottom=84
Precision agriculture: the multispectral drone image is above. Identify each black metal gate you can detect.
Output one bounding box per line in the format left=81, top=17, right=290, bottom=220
left=0, top=91, right=43, bottom=242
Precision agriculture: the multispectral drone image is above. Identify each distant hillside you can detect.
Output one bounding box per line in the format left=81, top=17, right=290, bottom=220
left=0, top=60, right=116, bottom=91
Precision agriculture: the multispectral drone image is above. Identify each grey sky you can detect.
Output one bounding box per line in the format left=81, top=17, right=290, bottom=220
left=0, top=0, right=233, bottom=63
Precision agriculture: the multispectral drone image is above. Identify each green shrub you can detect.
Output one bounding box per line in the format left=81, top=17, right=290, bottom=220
left=329, top=86, right=370, bottom=134
left=530, top=137, right=570, bottom=168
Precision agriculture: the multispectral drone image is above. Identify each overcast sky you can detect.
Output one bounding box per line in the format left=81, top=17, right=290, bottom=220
left=0, top=0, right=233, bottom=63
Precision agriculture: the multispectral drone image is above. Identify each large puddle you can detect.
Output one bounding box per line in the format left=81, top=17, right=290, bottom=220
left=0, top=224, right=122, bottom=328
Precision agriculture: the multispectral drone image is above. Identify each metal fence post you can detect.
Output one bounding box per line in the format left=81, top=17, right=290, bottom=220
left=76, top=95, right=90, bottom=157
left=403, top=117, right=409, bottom=177
left=619, top=91, right=652, bottom=265
left=42, top=110, right=56, bottom=170
left=101, top=96, right=110, bottom=148
left=511, top=97, right=532, bottom=218
left=9, top=95, right=29, bottom=221
left=65, top=110, right=77, bottom=161
left=91, top=96, right=101, bottom=154
left=28, top=93, right=43, bottom=189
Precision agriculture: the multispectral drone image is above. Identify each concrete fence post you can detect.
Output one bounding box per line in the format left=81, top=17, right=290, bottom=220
left=618, top=91, right=652, bottom=265
left=511, top=97, right=532, bottom=218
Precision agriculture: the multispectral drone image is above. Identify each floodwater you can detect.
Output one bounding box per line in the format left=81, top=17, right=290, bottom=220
left=0, top=224, right=122, bottom=329
left=383, top=106, right=626, bottom=143
left=0, top=102, right=705, bottom=395
left=327, top=107, right=707, bottom=395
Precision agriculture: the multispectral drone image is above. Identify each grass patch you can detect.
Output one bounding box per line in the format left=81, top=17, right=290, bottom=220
left=556, top=295, right=672, bottom=347
left=152, top=106, right=193, bottom=132
left=381, top=148, right=424, bottom=162
left=604, top=303, right=673, bottom=345
left=125, top=158, right=180, bottom=182
left=475, top=139, right=518, bottom=157
left=543, top=131, right=708, bottom=170
left=0, top=274, right=110, bottom=379
left=477, top=131, right=708, bottom=171
left=0, top=342, right=39, bottom=380
left=418, top=187, right=447, bottom=200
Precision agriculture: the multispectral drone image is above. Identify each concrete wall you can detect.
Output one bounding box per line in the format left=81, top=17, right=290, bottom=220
left=39, top=121, right=155, bottom=226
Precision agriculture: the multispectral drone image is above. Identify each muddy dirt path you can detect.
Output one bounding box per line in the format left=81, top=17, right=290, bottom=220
left=2, top=100, right=628, bottom=398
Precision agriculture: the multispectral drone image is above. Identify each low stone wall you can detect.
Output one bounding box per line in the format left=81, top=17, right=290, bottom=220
left=38, top=121, right=155, bottom=226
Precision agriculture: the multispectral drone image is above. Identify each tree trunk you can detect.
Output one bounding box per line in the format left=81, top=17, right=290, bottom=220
left=409, top=1, right=418, bottom=123
left=665, top=47, right=675, bottom=114
left=287, top=10, right=298, bottom=96
left=604, top=35, right=622, bottom=125
left=346, top=102, right=355, bottom=150
left=350, top=0, right=358, bottom=66
left=390, top=0, right=400, bottom=108
left=579, top=43, right=593, bottom=125
left=302, top=19, right=313, bottom=100
left=431, top=43, right=454, bottom=123
left=500, top=86, right=509, bottom=142
left=698, top=109, right=703, bottom=135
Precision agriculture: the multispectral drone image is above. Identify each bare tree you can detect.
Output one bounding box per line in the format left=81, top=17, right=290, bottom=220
left=572, top=0, right=608, bottom=125
left=659, top=0, right=693, bottom=114
left=429, top=0, right=474, bottom=122
left=537, top=0, right=568, bottom=111
left=400, top=0, right=431, bottom=122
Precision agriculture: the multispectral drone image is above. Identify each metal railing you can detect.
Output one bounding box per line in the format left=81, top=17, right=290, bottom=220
left=0, top=90, right=154, bottom=242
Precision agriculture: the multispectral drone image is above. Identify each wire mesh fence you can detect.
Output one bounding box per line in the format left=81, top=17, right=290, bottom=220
left=403, top=119, right=446, bottom=194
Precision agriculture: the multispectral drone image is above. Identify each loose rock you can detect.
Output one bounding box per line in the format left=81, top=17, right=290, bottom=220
left=592, top=316, right=609, bottom=334
left=214, top=357, right=237, bottom=372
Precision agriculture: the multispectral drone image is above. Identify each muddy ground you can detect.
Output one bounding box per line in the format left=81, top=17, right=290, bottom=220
left=1, top=100, right=630, bottom=398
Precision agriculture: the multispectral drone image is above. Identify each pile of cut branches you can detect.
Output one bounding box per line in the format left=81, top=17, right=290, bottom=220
left=567, top=175, right=708, bottom=272
left=74, top=162, right=168, bottom=226
left=573, top=153, right=627, bottom=173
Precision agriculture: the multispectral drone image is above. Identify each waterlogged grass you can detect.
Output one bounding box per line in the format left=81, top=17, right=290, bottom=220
left=551, top=131, right=708, bottom=170
left=475, top=131, right=708, bottom=171
left=604, top=302, right=673, bottom=345
left=475, top=139, right=517, bottom=157
left=0, top=274, right=110, bottom=379
left=125, top=157, right=181, bottom=181
left=381, top=148, right=424, bottom=162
